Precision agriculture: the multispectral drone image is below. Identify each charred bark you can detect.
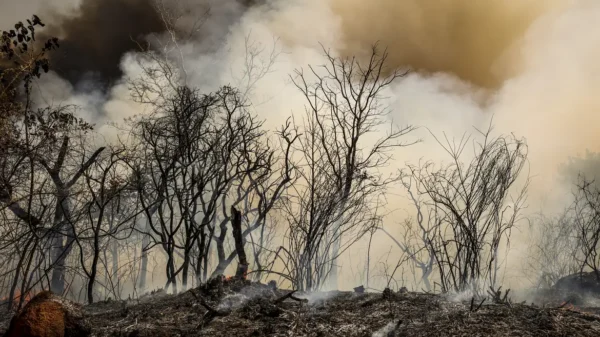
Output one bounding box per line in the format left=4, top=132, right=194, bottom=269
left=231, top=206, right=248, bottom=279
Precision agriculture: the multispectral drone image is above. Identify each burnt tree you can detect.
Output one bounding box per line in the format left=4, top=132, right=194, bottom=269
left=230, top=206, right=248, bottom=278
left=406, top=122, right=529, bottom=293
left=291, top=43, right=417, bottom=288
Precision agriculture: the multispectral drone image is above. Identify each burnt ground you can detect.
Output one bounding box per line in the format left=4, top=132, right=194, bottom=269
left=2, top=280, right=600, bottom=337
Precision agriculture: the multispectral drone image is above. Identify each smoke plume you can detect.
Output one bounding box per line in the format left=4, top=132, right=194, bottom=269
left=44, top=0, right=166, bottom=86
left=330, top=0, right=567, bottom=88
left=3, top=0, right=261, bottom=87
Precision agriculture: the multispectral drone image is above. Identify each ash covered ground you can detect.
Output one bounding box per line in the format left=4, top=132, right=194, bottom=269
left=3, top=279, right=600, bottom=337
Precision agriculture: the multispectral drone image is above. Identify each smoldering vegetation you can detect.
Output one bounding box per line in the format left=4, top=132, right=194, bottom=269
left=3, top=280, right=600, bottom=336
left=2, top=0, right=600, bottom=335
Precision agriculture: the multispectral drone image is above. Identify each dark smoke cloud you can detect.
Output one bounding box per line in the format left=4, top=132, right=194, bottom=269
left=44, top=0, right=166, bottom=87
left=39, top=0, right=260, bottom=88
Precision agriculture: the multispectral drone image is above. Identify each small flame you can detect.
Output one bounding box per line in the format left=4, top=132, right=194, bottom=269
left=223, top=269, right=249, bottom=282
left=557, top=301, right=600, bottom=317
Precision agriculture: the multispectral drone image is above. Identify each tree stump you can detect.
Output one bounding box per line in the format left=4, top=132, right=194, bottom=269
left=354, top=285, right=365, bottom=294
left=3, top=291, right=90, bottom=337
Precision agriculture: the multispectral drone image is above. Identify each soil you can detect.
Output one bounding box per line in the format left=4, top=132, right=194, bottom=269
left=2, top=280, right=600, bottom=337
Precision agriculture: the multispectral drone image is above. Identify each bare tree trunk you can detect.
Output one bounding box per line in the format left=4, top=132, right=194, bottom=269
left=87, top=233, right=100, bottom=304
left=212, top=217, right=230, bottom=278
left=329, top=224, right=342, bottom=289
left=164, top=242, right=178, bottom=294
left=366, top=230, right=373, bottom=290
left=50, top=237, right=66, bottom=294
left=138, top=217, right=152, bottom=292
left=199, top=229, right=209, bottom=283
left=329, top=197, right=349, bottom=290
left=181, top=253, right=190, bottom=291
left=109, top=214, right=119, bottom=297
left=111, top=239, right=118, bottom=293
left=50, top=192, right=70, bottom=295
left=231, top=207, right=248, bottom=279
left=421, top=268, right=432, bottom=292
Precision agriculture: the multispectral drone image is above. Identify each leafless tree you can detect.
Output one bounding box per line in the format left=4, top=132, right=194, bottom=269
left=0, top=17, right=115, bottom=307
left=126, top=6, right=295, bottom=292
left=130, top=85, right=246, bottom=293
left=1, top=19, right=59, bottom=308
left=526, top=210, right=580, bottom=288
left=379, top=176, right=438, bottom=292
left=208, top=120, right=297, bottom=280
left=572, top=175, right=600, bottom=280
left=129, top=78, right=297, bottom=293
left=72, top=145, right=141, bottom=303
left=406, top=123, right=529, bottom=293
left=38, top=130, right=106, bottom=296
left=273, top=111, right=387, bottom=291
left=290, top=44, right=417, bottom=288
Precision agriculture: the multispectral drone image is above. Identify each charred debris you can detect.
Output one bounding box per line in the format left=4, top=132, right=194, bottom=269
left=3, top=275, right=600, bottom=336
